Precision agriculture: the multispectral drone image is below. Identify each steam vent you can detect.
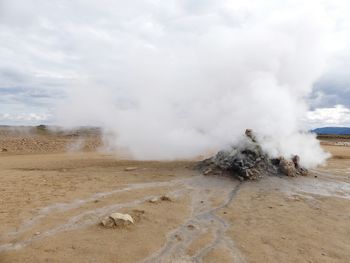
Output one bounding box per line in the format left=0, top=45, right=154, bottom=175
left=197, top=129, right=308, bottom=181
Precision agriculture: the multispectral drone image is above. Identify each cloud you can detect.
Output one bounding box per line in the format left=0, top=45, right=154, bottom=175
left=308, top=1, right=350, bottom=109
left=306, top=105, right=350, bottom=128
left=0, top=0, right=347, bottom=119
left=0, top=113, right=50, bottom=124
left=309, top=50, right=350, bottom=109
left=310, top=83, right=350, bottom=109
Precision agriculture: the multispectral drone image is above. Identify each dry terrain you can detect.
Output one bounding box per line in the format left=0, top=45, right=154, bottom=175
left=1, top=127, right=350, bottom=262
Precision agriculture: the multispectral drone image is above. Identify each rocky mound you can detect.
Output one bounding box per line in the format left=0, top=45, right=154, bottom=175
left=197, top=129, right=308, bottom=181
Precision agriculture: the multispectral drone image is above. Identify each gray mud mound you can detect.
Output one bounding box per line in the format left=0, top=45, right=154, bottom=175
left=197, top=129, right=308, bottom=181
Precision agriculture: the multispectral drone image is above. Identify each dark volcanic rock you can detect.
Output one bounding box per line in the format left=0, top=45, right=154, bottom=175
left=197, top=130, right=308, bottom=180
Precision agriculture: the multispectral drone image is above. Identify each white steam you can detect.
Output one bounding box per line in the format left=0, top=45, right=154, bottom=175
left=51, top=0, right=336, bottom=166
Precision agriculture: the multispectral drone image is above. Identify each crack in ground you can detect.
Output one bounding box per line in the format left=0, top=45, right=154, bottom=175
left=0, top=178, right=192, bottom=252
left=6, top=179, right=182, bottom=238
left=0, top=175, right=246, bottom=262
left=143, top=176, right=246, bottom=263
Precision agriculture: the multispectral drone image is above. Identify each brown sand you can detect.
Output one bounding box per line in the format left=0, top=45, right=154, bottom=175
left=1, top=128, right=350, bottom=262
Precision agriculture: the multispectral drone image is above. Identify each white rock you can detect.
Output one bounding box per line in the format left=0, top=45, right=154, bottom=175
left=148, top=197, right=159, bottom=203
left=148, top=198, right=158, bottom=203
left=101, top=212, right=134, bottom=228
left=110, top=212, right=134, bottom=225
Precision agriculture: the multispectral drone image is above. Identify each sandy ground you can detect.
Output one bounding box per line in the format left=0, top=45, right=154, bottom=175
left=1, top=128, right=350, bottom=262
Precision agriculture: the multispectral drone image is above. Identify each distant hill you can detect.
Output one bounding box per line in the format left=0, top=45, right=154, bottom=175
left=312, top=127, right=350, bottom=135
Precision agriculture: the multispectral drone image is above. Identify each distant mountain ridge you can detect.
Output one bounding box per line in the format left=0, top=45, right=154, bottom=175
left=312, top=127, right=350, bottom=135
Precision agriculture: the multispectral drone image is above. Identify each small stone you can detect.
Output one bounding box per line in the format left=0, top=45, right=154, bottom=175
left=1, top=148, right=8, bottom=152
left=101, top=212, right=134, bottom=228
left=160, top=195, right=171, bottom=202
left=131, top=209, right=145, bottom=218
left=124, top=167, right=138, bottom=171
left=101, top=217, right=115, bottom=228
left=148, top=197, right=159, bottom=203
left=174, top=234, right=182, bottom=241
left=187, top=224, right=195, bottom=230
left=237, top=176, right=244, bottom=182
left=149, top=196, right=171, bottom=203
left=110, top=212, right=134, bottom=225
left=34, top=232, right=40, bottom=236
left=203, top=168, right=212, bottom=175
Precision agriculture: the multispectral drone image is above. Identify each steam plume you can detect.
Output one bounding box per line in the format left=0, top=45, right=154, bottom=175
left=53, top=0, right=334, bottom=167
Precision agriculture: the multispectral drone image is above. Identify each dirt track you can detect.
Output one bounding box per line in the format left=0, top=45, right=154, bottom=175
left=1, top=129, right=350, bottom=262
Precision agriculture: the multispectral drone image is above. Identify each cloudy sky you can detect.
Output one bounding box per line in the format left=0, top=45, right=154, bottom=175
left=0, top=0, right=350, bottom=128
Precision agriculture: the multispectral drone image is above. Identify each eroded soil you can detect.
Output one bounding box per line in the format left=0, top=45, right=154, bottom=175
left=1, top=129, right=350, bottom=262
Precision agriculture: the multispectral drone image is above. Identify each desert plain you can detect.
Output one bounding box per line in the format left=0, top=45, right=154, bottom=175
left=0, top=126, right=350, bottom=263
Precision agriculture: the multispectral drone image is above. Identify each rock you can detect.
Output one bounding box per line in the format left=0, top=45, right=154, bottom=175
left=148, top=195, right=172, bottom=203
left=124, top=167, right=138, bottom=171
left=245, top=129, right=257, bottom=142
left=279, top=158, right=297, bottom=177
left=174, top=234, right=182, bottom=241
left=199, top=131, right=277, bottom=180
left=292, top=155, right=300, bottom=168
left=160, top=195, right=172, bottom=201
left=101, top=212, right=134, bottom=228
left=148, top=197, right=159, bottom=203
left=298, top=166, right=309, bottom=176
left=101, top=217, right=115, bottom=228
left=197, top=129, right=308, bottom=180
left=130, top=209, right=145, bottom=222
left=279, top=156, right=308, bottom=177
left=187, top=224, right=195, bottom=230
left=1, top=148, right=8, bottom=152
left=203, top=168, right=212, bottom=175
left=110, top=212, right=134, bottom=225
